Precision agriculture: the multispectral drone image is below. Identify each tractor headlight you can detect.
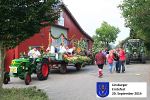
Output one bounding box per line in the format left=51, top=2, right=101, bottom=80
left=133, top=52, right=137, bottom=55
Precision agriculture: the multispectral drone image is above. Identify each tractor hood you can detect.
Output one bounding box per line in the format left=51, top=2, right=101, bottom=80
left=11, top=58, right=29, bottom=65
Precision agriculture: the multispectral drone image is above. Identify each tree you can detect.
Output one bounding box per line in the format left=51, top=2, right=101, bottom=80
left=93, top=21, right=120, bottom=53
left=0, top=0, right=61, bottom=88
left=119, top=0, right=150, bottom=50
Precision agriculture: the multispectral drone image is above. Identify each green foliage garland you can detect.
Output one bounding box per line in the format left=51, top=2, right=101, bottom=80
left=51, top=33, right=76, bottom=41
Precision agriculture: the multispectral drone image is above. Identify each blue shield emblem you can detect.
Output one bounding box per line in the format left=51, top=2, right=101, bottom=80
left=97, top=82, right=109, bottom=98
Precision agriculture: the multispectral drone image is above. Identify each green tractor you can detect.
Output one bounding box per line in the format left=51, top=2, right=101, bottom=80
left=3, top=57, right=49, bottom=85
left=123, top=39, right=146, bottom=64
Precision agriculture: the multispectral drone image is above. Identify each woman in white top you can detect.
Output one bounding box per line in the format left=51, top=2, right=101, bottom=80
left=59, top=43, right=66, bottom=53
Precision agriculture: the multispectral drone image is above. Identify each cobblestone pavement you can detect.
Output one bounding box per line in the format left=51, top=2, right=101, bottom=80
left=3, top=61, right=150, bottom=100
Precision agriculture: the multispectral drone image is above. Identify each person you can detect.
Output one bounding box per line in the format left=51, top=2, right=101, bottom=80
left=106, top=48, right=109, bottom=54
left=59, top=43, right=66, bottom=53
left=46, top=45, right=55, bottom=54
left=28, top=47, right=41, bottom=58
left=28, top=47, right=41, bottom=63
left=66, top=46, right=76, bottom=55
left=102, top=48, right=109, bottom=65
left=106, top=50, right=114, bottom=73
left=113, top=48, right=120, bottom=73
left=95, top=50, right=106, bottom=77
left=119, top=47, right=126, bottom=73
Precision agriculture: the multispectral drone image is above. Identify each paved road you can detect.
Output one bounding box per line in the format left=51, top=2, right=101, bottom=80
left=3, top=61, right=150, bottom=100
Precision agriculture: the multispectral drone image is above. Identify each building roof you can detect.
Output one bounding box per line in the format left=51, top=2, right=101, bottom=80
left=61, top=3, right=94, bottom=42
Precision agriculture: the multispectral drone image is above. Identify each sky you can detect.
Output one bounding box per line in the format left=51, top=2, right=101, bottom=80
left=62, top=0, right=130, bottom=45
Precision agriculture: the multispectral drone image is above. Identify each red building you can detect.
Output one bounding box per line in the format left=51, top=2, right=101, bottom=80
left=5, top=4, right=93, bottom=71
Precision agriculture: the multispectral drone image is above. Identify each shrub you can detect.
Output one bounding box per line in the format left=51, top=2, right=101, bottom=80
left=0, top=87, right=48, bottom=100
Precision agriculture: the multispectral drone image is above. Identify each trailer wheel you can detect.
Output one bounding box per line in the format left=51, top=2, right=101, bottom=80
left=3, top=72, right=10, bottom=84
left=60, top=63, right=67, bottom=74
left=24, top=72, right=31, bottom=85
left=36, top=61, right=49, bottom=80
left=75, top=63, right=81, bottom=71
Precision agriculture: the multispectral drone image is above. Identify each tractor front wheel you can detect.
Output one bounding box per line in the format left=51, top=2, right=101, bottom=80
left=141, top=57, right=146, bottom=64
left=126, top=59, right=130, bottom=65
left=36, top=62, right=49, bottom=80
left=24, top=72, right=31, bottom=85
left=126, top=54, right=130, bottom=65
left=3, top=72, right=10, bottom=84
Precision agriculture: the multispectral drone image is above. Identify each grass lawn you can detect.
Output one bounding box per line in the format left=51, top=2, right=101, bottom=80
left=0, top=86, right=48, bottom=100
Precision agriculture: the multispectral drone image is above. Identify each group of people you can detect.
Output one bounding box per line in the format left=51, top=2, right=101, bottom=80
left=58, top=43, right=76, bottom=55
left=95, top=47, right=126, bottom=77
left=27, top=43, right=76, bottom=60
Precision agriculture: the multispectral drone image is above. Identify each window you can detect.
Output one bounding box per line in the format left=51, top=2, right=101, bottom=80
left=58, top=11, right=64, bottom=26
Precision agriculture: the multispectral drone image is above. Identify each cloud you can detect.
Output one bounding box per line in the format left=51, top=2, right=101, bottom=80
left=63, top=0, right=130, bottom=44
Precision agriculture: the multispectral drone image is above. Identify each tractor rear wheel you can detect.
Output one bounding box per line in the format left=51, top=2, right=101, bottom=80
left=36, top=61, right=49, bottom=80
left=3, top=72, right=10, bottom=84
left=24, top=72, right=31, bottom=85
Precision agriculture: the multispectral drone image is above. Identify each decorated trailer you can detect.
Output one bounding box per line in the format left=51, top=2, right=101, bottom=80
left=47, top=53, right=91, bottom=73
